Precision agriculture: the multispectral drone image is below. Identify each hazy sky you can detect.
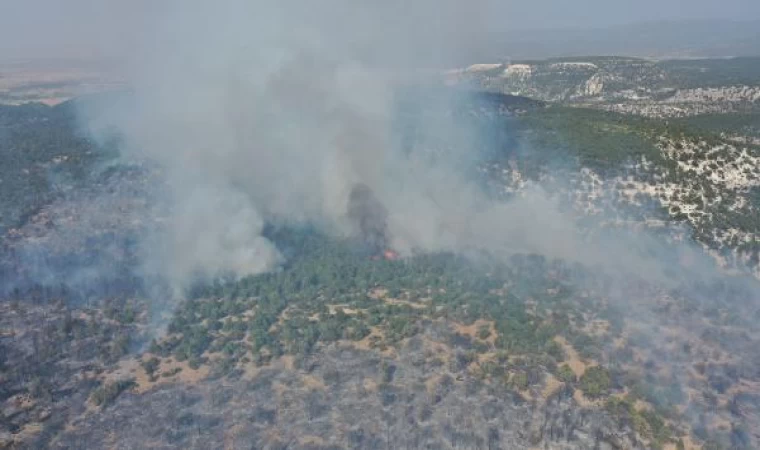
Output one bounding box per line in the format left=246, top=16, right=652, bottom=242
left=1, top=0, right=759, bottom=60
left=504, top=0, right=760, bottom=29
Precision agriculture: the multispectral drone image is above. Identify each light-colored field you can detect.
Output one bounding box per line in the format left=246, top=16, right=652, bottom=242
left=0, top=59, right=124, bottom=105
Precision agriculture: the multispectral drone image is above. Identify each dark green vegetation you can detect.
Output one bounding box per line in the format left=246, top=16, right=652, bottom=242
left=154, top=227, right=702, bottom=447
left=579, top=366, right=612, bottom=397
left=606, top=397, right=675, bottom=449
left=89, top=378, right=137, bottom=407
left=659, top=57, right=760, bottom=89
left=516, top=105, right=758, bottom=172
left=0, top=101, right=114, bottom=233
left=672, top=112, right=760, bottom=138
left=168, top=228, right=577, bottom=362
left=515, top=106, right=665, bottom=171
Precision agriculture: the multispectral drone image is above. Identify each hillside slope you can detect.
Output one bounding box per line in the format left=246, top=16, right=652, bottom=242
left=2, top=87, right=760, bottom=450
left=451, top=56, right=760, bottom=118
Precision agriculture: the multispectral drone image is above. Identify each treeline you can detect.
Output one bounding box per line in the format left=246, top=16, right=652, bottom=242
left=162, top=227, right=615, bottom=386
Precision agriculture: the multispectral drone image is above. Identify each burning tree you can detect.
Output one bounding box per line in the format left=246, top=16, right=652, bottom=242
left=346, top=183, right=394, bottom=258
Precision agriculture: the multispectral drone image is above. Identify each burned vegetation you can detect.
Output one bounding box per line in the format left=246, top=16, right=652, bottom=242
left=11, top=225, right=754, bottom=450
left=347, top=183, right=390, bottom=255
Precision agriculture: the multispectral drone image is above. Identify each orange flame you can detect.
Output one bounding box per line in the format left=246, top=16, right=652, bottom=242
left=383, top=249, right=399, bottom=261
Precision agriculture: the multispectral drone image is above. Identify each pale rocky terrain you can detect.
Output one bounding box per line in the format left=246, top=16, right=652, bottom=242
left=484, top=132, right=760, bottom=278
left=451, top=57, right=760, bottom=118
left=451, top=56, right=760, bottom=280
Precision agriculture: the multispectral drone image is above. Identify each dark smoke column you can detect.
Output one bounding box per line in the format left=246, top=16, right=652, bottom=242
left=346, top=183, right=390, bottom=256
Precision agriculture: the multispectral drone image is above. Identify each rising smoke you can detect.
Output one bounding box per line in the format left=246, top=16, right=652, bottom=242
left=72, top=0, right=733, bottom=292
left=76, top=0, right=493, bottom=287
left=346, top=183, right=390, bottom=255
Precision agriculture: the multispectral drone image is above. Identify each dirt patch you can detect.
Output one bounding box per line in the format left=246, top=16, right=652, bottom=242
left=384, top=297, right=428, bottom=309
left=663, top=434, right=700, bottom=450
left=348, top=326, right=396, bottom=357
left=327, top=304, right=360, bottom=315
left=8, top=422, right=44, bottom=446
left=363, top=378, right=379, bottom=393
left=369, top=288, right=388, bottom=299
left=452, top=319, right=497, bottom=346
left=554, top=336, right=595, bottom=378
left=301, top=374, right=326, bottom=391
left=572, top=389, right=602, bottom=408
left=369, top=287, right=428, bottom=309
left=104, top=356, right=210, bottom=394
left=541, top=373, right=563, bottom=399
left=299, top=435, right=327, bottom=446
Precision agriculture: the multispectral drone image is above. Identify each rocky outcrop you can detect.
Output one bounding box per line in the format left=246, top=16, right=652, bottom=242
left=583, top=74, right=604, bottom=97
left=666, top=86, right=760, bottom=104
left=456, top=57, right=760, bottom=117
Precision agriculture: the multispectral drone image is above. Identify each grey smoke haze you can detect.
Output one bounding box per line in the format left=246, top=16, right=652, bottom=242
left=71, top=0, right=734, bottom=291
left=2, top=0, right=760, bottom=61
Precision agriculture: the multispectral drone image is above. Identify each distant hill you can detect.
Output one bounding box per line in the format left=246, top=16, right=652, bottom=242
left=454, top=20, right=760, bottom=65
left=451, top=56, right=760, bottom=118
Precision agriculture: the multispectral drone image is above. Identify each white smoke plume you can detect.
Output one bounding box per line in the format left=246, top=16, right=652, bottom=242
left=76, top=0, right=725, bottom=291
left=75, top=0, right=484, bottom=286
